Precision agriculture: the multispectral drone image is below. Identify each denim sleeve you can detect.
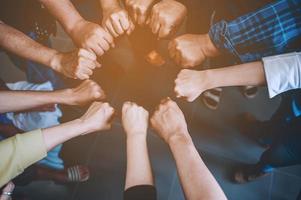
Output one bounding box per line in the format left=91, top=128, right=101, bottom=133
left=208, top=0, right=301, bottom=63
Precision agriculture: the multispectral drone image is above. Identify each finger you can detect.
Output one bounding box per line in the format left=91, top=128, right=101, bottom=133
left=106, top=21, right=119, bottom=38
left=77, top=73, right=89, bottom=80
left=119, top=12, right=130, bottom=31
left=168, top=40, right=177, bottom=58
left=132, top=7, right=138, bottom=23
left=159, top=26, right=172, bottom=38
left=91, top=45, right=105, bottom=57
left=127, top=19, right=135, bottom=35
left=80, top=67, right=93, bottom=76
left=137, top=7, right=147, bottom=25
left=98, top=39, right=110, bottom=52
left=160, top=97, right=171, bottom=105
left=175, top=51, right=181, bottom=66
left=152, top=21, right=160, bottom=35
left=95, top=60, right=102, bottom=68
left=111, top=17, right=124, bottom=35
left=102, top=27, right=115, bottom=47
left=78, top=49, right=97, bottom=61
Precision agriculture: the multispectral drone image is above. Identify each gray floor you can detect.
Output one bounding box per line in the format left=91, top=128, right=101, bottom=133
left=1, top=21, right=301, bottom=200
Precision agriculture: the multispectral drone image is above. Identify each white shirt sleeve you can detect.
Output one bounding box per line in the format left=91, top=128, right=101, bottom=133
left=262, top=52, right=301, bottom=98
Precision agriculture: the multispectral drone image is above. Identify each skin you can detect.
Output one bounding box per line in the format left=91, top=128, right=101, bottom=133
left=0, top=80, right=106, bottom=113
left=122, top=102, right=154, bottom=190
left=174, top=61, right=266, bottom=102
left=125, top=0, right=156, bottom=26
left=100, top=0, right=135, bottom=37
left=168, top=34, right=219, bottom=68
left=0, top=21, right=100, bottom=80
left=0, top=182, right=14, bottom=200
left=39, top=0, right=114, bottom=56
left=151, top=98, right=227, bottom=200
left=147, top=0, right=187, bottom=38
left=43, top=101, right=115, bottom=151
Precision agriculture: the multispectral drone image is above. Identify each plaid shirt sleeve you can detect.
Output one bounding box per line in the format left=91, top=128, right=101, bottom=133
left=208, top=0, right=301, bottom=63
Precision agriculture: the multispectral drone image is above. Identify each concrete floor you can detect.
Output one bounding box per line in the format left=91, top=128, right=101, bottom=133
left=1, top=9, right=301, bottom=200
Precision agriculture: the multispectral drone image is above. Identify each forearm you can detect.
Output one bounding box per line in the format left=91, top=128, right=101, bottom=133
left=100, top=0, right=120, bottom=11
left=39, top=0, right=84, bottom=35
left=0, top=23, right=58, bottom=69
left=0, top=89, right=72, bottom=113
left=42, top=118, right=89, bottom=151
left=205, top=61, right=266, bottom=90
left=169, top=134, right=226, bottom=200
left=125, top=134, right=154, bottom=190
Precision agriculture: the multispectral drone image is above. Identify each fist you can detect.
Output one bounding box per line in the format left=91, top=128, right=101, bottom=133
left=122, top=102, right=149, bottom=137
left=69, top=80, right=106, bottom=106
left=53, top=49, right=101, bottom=80
left=150, top=98, right=189, bottom=143
left=69, top=20, right=114, bottom=56
left=175, top=69, right=207, bottom=102
left=102, top=7, right=135, bottom=37
left=80, top=102, right=115, bottom=134
left=148, top=0, right=187, bottom=38
left=125, top=0, right=155, bottom=25
left=168, top=34, right=218, bottom=68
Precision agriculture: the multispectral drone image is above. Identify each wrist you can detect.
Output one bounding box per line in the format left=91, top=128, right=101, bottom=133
left=126, top=133, right=147, bottom=141
left=200, top=70, right=215, bottom=91
left=54, top=88, right=75, bottom=105
left=168, top=131, right=192, bottom=147
left=200, top=34, right=219, bottom=58
left=49, top=51, right=62, bottom=73
left=65, top=17, right=86, bottom=36
left=101, top=1, right=121, bottom=12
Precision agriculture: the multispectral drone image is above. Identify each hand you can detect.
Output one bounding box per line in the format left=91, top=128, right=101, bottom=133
left=80, top=101, right=115, bottom=134
left=150, top=98, right=189, bottom=144
left=69, top=20, right=114, bottom=56
left=147, top=0, right=187, bottom=38
left=168, top=34, right=219, bottom=68
left=68, top=80, right=106, bottom=106
left=175, top=69, right=209, bottom=102
left=51, top=48, right=101, bottom=80
left=125, top=0, right=155, bottom=25
left=102, top=6, right=135, bottom=37
left=122, top=102, right=149, bottom=137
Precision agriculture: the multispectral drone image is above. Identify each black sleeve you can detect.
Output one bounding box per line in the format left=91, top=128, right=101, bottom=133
left=124, top=185, right=157, bottom=200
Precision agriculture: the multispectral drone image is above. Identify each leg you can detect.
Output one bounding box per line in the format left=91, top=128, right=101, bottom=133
left=235, top=118, right=301, bottom=183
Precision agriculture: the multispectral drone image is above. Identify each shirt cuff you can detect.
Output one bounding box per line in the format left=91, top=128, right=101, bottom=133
left=263, top=52, right=301, bottom=98
left=15, top=129, right=47, bottom=170
left=208, top=20, right=240, bottom=59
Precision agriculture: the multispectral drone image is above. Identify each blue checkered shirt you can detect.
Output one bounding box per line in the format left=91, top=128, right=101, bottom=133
left=209, top=0, right=301, bottom=62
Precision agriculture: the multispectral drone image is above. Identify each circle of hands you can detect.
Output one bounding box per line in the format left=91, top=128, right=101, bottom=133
left=57, top=0, right=217, bottom=137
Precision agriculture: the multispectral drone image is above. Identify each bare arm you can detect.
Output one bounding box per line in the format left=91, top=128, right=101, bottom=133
left=169, top=135, right=227, bottom=200
left=0, top=21, right=58, bottom=70
left=122, top=102, right=153, bottom=190
left=151, top=98, right=227, bottom=200
left=38, top=0, right=84, bottom=35
left=175, top=61, right=266, bottom=102
left=0, top=80, right=105, bottom=113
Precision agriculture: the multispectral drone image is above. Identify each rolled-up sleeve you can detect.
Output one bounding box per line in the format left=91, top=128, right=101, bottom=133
left=208, top=0, right=301, bottom=63
left=263, top=52, right=301, bottom=98
left=0, top=129, right=47, bottom=187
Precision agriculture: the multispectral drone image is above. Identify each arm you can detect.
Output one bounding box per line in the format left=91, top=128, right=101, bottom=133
left=151, top=98, right=227, bottom=200
left=39, top=0, right=114, bottom=56
left=0, top=101, right=114, bottom=187
left=175, top=51, right=301, bottom=101
left=0, top=21, right=101, bottom=80
left=0, top=80, right=105, bottom=113
left=122, top=102, right=153, bottom=189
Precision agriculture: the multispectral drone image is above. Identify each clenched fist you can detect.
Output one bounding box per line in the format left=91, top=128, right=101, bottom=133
left=175, top=69, right=209, bottom=102
left=68, top=80, right=106, bottom=106
left=80, top=101, right=115, bottom=134
left=51, top=49, right=101, bottom=80
left=69, top=20, right=114, bottom=56
left=148, top=0, right=187, bottom=38
left=168, top=34, right=219, bottom=68
left=151, top=98, right=189, bottom=144
left=122, top=102, right=149, bottom=137
left=102, top=6, right=135, bottom=37
left=125, top=0, right=156, bottom=25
